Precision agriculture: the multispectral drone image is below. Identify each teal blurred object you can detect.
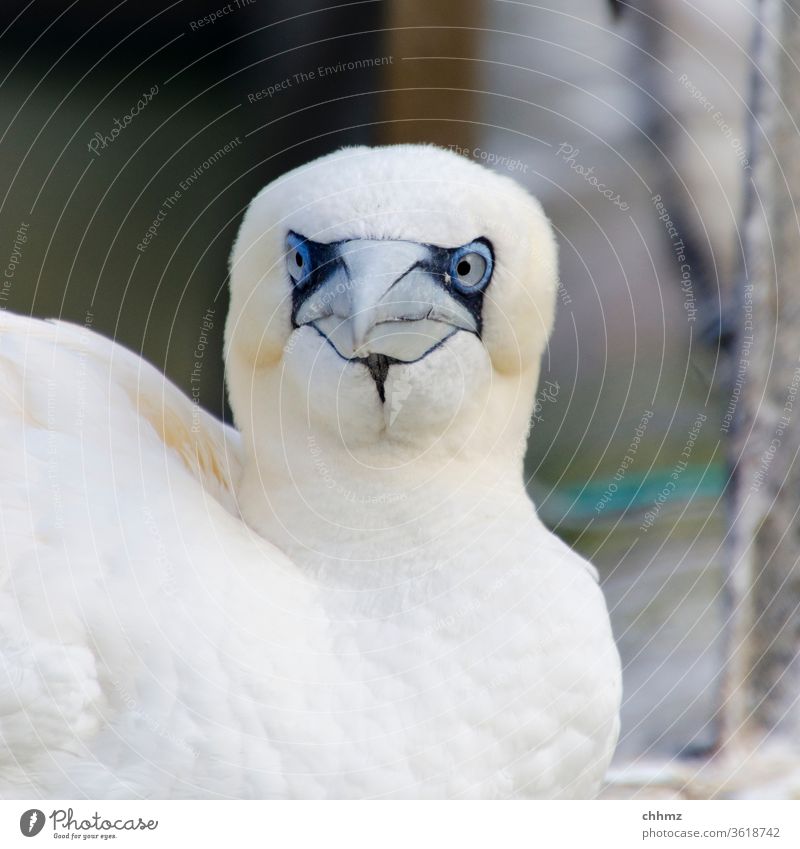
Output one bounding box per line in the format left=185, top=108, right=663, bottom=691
left=529, top=462, right=727, bottom=528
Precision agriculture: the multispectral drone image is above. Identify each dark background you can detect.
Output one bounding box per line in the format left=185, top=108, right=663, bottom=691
left=0, top=0, right=394, bottom=418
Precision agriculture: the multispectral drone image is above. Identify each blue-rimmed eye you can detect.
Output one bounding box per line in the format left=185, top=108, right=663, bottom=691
left=286, top=232, right=312, bottom=285
left=449, top=241, right=493, bottom=292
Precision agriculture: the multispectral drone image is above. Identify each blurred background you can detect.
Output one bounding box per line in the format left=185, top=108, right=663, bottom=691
left=0, top=0, right=755, bottom=783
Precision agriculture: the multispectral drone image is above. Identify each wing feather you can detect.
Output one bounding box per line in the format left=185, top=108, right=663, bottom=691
left=0, top=312, right=283, bottom=796
left=0, top=313, right=242, bottom=509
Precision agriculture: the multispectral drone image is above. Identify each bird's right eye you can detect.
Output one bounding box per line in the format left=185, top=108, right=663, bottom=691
left=286, top=233, right=312, bottom=284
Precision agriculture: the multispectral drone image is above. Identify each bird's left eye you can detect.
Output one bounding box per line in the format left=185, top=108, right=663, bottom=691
left=449, top=241, right=493, bottom=291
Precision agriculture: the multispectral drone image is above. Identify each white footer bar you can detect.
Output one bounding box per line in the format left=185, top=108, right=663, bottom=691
left=2, top=799, right=797, bottom=848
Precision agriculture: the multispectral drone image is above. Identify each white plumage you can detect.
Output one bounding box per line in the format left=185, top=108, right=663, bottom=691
left=0, top=144, right=620, bottom=799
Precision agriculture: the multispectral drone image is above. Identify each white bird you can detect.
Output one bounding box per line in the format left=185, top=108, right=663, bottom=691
left=0, top=144, right=620, bottom=799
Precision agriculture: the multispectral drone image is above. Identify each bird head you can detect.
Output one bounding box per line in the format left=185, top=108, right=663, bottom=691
left=225, top=144, right=557, bottom=472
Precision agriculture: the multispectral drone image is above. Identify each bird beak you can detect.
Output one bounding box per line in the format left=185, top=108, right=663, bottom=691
left=294, top=239, right=478, bottom=362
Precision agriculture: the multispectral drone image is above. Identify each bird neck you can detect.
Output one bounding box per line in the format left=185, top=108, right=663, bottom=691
left=230, top=356, right=541, bottom=562
left=235, top=424, right=532, bottom=564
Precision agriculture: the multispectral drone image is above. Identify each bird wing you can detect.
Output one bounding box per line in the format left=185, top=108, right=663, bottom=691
left=0, top=312, right=295, bottom=796
left=0, top=312, right=243, bottom=510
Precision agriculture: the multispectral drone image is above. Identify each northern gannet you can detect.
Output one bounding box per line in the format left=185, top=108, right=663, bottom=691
left=0, top=144, right=620, bottom=799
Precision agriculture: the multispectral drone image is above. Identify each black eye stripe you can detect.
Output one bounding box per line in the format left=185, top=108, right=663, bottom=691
left=286, top=231, right=494, bottom=335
